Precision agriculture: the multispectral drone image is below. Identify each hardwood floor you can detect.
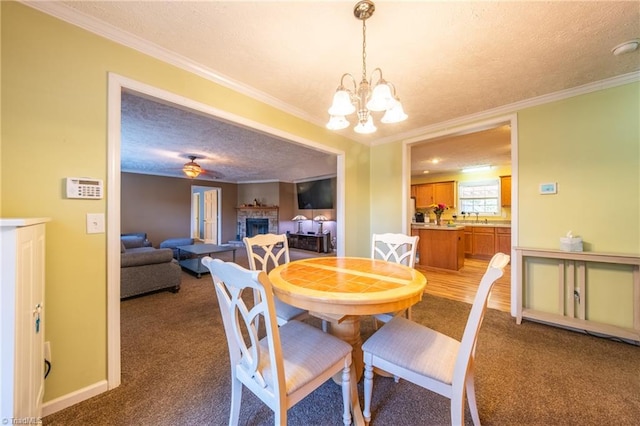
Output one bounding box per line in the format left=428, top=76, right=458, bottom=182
left=415, top=257, right=511, bottom=312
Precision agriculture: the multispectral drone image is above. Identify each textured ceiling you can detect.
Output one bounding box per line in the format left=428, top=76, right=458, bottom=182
left=121, top=92, right=337, bottom=182
left=29, top=1, right=640, bottom=181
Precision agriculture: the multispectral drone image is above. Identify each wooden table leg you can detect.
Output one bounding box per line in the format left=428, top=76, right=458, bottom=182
left=327, top=315, right=363, bottom=382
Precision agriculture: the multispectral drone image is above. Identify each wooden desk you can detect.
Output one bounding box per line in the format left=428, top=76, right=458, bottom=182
left=268, top=257, right=427, bottom=374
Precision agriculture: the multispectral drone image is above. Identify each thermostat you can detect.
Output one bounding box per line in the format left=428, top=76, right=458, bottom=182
left=539, top=182, right=557, bottom=195
left=66, top=177, right=103, bottom=199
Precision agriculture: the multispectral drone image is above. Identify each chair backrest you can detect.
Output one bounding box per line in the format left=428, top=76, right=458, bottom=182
left=371, top=233, right=419, bottom=267
left=453, top=252, right=510, bottom=386
left=202, top=257, right=285, bottom=399
left=244, top=233, right=290, bottom=272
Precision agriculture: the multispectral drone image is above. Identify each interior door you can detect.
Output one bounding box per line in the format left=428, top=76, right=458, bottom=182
left=191, top=193, right=200, bottom=239
left=204, top=189, right=218, bottom=243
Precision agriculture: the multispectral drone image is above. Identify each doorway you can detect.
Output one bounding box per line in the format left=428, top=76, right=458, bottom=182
left=191, top=186, right=220, bottom=244
left=107, top=74, right=346, bottom=389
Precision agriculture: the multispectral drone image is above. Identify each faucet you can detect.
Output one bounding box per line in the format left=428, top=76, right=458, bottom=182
left=474, top=212, right=479, bottom=223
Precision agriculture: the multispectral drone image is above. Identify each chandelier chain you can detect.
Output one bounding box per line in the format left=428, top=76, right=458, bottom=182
left=361, top=18, right=367, bottom=82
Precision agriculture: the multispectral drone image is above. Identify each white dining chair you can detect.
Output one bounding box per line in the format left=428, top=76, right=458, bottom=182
left=243, top=233, right=308, bottom=326
left=202, top=257, right=353, bottom=425
left=371, top=233, right=419, bottom=325
left=362, top=252, right=510, bottom=426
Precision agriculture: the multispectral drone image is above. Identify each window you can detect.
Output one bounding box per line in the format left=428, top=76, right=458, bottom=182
left=458, top=179, right=500, bottom=215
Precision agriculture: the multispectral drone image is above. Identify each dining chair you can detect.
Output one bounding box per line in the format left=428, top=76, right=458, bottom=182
left=362, top=252, right=511, bottom=426
left=202, top=257, right=353, bottom=425
left=371, top=233, right=419, bottom=325
left=243, top=233, right=308, bottom=326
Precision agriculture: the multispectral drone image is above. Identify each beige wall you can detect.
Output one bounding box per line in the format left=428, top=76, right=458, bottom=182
left=2, top=0, right=638, bottom=411
left=1, top=2, right=369, bottom=402
left=121, top=173, right=238, bottom=245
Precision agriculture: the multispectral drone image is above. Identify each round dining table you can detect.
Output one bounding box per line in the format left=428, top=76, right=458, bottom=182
left=268, top=256, right=427, bottom=378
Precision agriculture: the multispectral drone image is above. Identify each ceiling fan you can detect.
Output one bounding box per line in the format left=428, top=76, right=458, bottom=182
left=181, top=154, right=223, bottom=180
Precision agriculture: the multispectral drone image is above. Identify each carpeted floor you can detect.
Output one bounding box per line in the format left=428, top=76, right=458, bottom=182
left=43, top=249, right=640, bottom=425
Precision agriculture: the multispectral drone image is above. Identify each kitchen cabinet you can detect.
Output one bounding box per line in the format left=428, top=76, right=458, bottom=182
left=416, top=227, right=465, bottom=271
left=434, top=181, right=456, bottom=208
left=496, top=227, right=511, bottom=254
left=464, top=229, right=472, bottom=255
left=413, top=181, right=456, bottom=209
left=472, top=226, right=496, bottom=259
left=464, top=225, right=511, bottom=258
left=415, top=183, right=434, bottom=208
left=500, top=176, right=511, bottom=207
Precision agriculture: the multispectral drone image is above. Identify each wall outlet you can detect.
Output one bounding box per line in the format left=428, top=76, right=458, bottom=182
left=44, top=341, right=52, bottom=363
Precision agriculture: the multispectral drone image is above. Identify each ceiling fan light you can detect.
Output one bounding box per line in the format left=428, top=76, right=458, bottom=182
left=354, top=115, right=377, bottom=134
left=366, top=82, right=394, bottom=112
left=326, top=115, right=350, bottom=130
left=381, top=100, right=408, bottom=123
left=183, top=160, right=202, bottom=178
left=328, top=90, right=356, bottom=116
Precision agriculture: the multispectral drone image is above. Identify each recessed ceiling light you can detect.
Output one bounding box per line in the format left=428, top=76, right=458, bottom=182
left=431, top=159, right=439, bottom=164
left=612, top=39, right=639, bottom=56
left=423, top=170, right=430, bottom=174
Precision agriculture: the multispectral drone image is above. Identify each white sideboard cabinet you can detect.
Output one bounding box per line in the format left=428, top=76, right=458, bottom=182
left=1, top=218, right=50, bottom=423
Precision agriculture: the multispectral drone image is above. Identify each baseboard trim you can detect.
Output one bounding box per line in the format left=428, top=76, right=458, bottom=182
left=41, top=380, right=108, bottom=417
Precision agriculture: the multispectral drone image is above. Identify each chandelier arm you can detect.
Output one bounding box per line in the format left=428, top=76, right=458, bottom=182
left=339, top=73, right=358, bottom=94
left=369, top=67, right=384, bottom=86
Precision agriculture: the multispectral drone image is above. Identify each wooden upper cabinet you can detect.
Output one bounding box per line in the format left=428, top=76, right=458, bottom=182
left=414, top=181, right=456, bottom=209
left=415, top=183, right=434, bottom=208
left=434, top=181, right=455, bottom=208
left=501, top=176, right=511, bottom=207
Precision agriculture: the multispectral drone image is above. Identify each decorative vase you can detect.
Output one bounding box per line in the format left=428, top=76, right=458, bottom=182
left=435, top=214, right=442, bottom=226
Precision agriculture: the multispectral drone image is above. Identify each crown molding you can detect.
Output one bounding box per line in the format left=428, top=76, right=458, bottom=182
left=21, top=1, right=325, bottom=130
left=373, top=70, right=640, bottom=146
left=22, top=1, right=640, bottom=149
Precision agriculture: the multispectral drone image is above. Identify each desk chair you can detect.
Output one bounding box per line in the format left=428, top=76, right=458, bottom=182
left=202, top=257, right=353, bottom=425
left=244, top=234, right=308, bottom=326
left=371, top=233, right=419, bottom=325
left=362, top=252, right=510, bottom=426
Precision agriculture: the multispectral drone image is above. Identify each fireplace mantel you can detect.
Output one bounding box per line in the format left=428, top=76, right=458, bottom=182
left=236, top=206, right=279, bottom=211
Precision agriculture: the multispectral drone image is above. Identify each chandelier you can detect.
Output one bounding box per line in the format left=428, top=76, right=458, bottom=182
left=326, top=0, right=407, bottom=134
left=182, top=156, right=202, bottom=178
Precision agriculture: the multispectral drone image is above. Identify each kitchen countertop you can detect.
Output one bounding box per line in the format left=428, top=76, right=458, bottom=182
left=411, top=224, right=465, bottom=230
left=412, top=222, right=511, bottom=229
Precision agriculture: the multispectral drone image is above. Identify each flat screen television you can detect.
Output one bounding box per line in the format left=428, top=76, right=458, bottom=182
left=296, top=178, right=334, bottom=210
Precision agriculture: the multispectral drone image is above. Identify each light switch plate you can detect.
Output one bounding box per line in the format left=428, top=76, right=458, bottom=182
left=87, top=213, right=105, bottom=234
left=539, top=182, right=557, bottom=194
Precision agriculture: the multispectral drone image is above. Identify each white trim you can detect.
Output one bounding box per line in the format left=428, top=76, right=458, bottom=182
left=41, top=380, right=108, bottom=417
left=107, top=75, right=122, bottom=390
left=403, top=113, right=519, bottom=317
left=509, top=115, right=519, bottom=318
left=373, top=71, right=639, bottom=146
left=107, top=73, right=347, bottom=393
left=24, top=1, right=639, bottom=149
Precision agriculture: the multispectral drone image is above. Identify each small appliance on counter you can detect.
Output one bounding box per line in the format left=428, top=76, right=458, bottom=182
left=415, top=212, right=425, bottom=223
